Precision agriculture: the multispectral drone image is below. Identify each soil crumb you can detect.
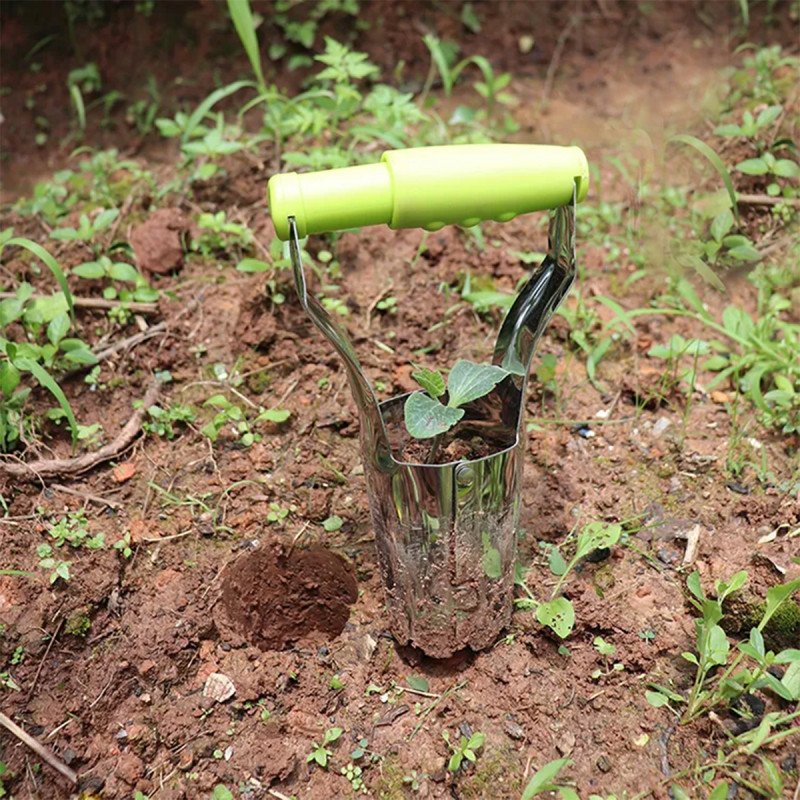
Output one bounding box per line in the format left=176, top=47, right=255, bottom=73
left=219, top=542, right=357, bottom=650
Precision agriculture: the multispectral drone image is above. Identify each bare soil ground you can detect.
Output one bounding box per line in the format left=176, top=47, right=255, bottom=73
left=1, top=3, right=798, bottom=799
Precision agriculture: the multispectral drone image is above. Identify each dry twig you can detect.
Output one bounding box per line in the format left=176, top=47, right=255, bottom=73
left=0, top=292, right=157, bottom=314
left=25, top=618, right=64, bottom=703
left=0, top=711, right=77, bottom=785
left=51, top=482, right=122, bottom=509
left=737, top=193, right=800, bottom=207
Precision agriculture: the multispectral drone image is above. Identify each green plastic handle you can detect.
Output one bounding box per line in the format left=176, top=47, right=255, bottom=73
left=269, top=144, right=588, bottom=240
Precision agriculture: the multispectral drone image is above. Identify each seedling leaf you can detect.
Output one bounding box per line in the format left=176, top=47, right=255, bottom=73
left=446, top=360, right=508, bottom=408
left=404, top=391, right=463, bottom=439
left=406, top=675, right=429, bottom=693
left=536, top=597, right=575, bottom=638
left=575, top=522, right=621, bottom=560
left=645, top=690, right=670, bottom=708
left=521, top=758, right=572, bottom=800
left=780, top=661, right=800, bottom=700
left=668, top=134, right=740, bottom=226
left=6, top=237, right=74, bottom=323
left=759, top=577, right=800, bottom=631
left=16, top=357, right=78, bottom=451
left=412, top=367, right=445, bottom=398
left=226, top=0, right=267, bottom=92
left=707, top=784, right=729, bottom=800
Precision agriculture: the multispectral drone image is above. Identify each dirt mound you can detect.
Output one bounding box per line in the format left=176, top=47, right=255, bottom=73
left=217, top=542, right=358, bottom=650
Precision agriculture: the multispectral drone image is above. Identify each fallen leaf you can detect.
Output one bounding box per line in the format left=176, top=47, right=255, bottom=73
left=113, top=461, right=137, bottom=483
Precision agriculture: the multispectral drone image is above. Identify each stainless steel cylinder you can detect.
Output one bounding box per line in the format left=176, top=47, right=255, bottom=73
left=288, top=192, right=576, bottom=657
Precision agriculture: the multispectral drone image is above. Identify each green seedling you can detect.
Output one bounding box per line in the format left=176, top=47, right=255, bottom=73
left=521, top=758, right=577, bottom=800
left=340, top=762, right=367, bottom=793
left=403, top=770, right=427, bottom=792
left=322, top=514, right=343, bottom=532
left=442, top=729, right=484, bottom=772
left=50, top=208, right=119, bottom=254
left=404, top=360, right=511, bottom=440
left=714, top=104, right=783, bottom=142
left=603, top=279, right=800, bottom=434
left=200, top=395, right=258, bottom=445
left=113, top=531, right=133, bottom=559
left=516, top=521, right=622, bottom=638
left=307, top=726, right=343, bottom=769
left=142, top=404, right=196, bottom=439
left=125, top=74, right=160, bottom=134
left=191, top=211, right=252, bottom=257
left=266, top=502, right=293, bottom=525
left=376, top=295, right=397, bottom=314
left=591, top=636, right=624, bottom=680
left=646, top=572, right=800, bottom=725
left=36, top=543, right=71, bottom=584
left=0, top=672, right=22, bottom=692
left=0, top=235, right=85, bottom=452
left=182, top=114, right=245, bottom=180
left=67, top=62, right=101, bottom=133
left=47, top=509, right=104, bottom=550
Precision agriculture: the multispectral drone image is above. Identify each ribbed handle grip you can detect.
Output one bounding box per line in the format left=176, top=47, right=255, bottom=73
left=269, top=144, right=588, bottom=240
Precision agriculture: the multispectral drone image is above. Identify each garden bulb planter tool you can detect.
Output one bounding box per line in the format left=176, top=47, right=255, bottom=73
left=269, top=144, right=587, bottom=658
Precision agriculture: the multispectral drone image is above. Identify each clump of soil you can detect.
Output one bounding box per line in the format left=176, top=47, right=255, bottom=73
left=218, top=542, right=358, bottom=650
left=722, top=590, right=800, bottom=650
left=399, top=431, right=503, bottom=464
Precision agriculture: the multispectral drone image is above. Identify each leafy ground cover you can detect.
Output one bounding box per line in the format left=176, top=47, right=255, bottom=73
left=0, top=2, right=799, bottom=799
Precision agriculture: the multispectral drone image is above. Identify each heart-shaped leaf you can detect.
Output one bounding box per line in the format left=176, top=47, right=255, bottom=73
left=404, top=391, right=463, bottom=439
left=446, top=359, right=509, bottom=408
left=536, top=597, right=575, bottom=638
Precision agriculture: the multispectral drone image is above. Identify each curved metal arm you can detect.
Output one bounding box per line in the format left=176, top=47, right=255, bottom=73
left=288, top=218, right=389, bottom=464
left=492, top=184, right=577, bottom=377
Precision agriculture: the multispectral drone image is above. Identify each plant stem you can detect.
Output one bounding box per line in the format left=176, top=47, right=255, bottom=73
left=408, top=680, right=467, bottom=742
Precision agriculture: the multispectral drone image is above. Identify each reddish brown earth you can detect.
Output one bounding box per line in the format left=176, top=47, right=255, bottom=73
left=1, top=3, right=799, bottom=800
left=218, top=542, right=358, bottom=651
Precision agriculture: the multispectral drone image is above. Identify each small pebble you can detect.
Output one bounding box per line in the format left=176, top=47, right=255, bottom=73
left=656, top=548, right=678, bottom=565
left=726, top=482, right=750, bottom=495
left=652, top=417, right=671, bottom=437
left=503, top=719, right=525, bottom=740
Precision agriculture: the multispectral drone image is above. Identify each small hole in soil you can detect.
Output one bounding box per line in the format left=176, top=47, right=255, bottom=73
left=219, top=542, right=358, bottom=651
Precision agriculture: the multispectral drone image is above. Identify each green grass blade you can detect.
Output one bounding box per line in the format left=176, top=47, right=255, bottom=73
left=668, top=134, right=740, bottom=227
left=737, top=0, right=749, bottom=27
left=15, top=357, right=78, bottom=452
left=595, top=296, right=636, bottom=335
left=226, top=0, right=266, bottom=93
left=6, top=237, right=75, bottom=323
left=181, top=80, right=255, bottom=145
left=0, top=569, right=37, bottom=578
left=69, top=84, right=86, bottom=131
left=423, top=34, right=454, bottom=96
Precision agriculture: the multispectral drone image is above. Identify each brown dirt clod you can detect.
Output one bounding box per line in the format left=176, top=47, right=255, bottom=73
left=129, top=207, right=188, bottom=275
left=218, top=541, right=358, bottom=651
